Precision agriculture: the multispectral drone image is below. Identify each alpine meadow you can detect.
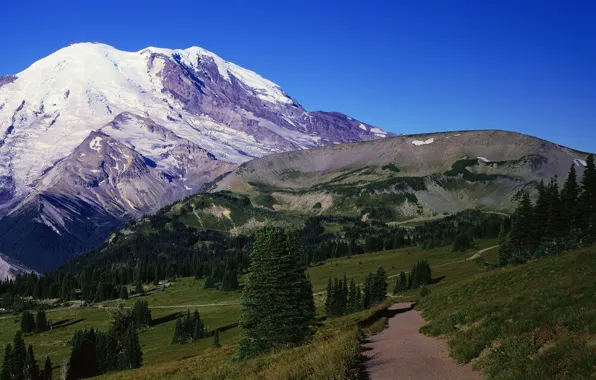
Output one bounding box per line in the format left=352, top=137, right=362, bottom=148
left=1, top=2, right=596, bottom=379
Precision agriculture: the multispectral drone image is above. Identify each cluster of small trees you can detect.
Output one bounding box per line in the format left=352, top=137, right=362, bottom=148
left=324, top=268, right=388, bottom=317
left=1, top=331, right=52, bottom=380
left=66, top=303, right=144, bottom=379
left=171, top=310, right=206, bottom=344
left=499, top=156, right=596, bottom=265
left=393, top=260, right=433, bottom=293
left=20, top=310, right=49, bottom=334
left=238, top=229, right=315, bottom=359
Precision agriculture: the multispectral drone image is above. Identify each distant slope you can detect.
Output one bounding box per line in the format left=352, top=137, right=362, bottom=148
left=213, top=130, right=591, bottom=220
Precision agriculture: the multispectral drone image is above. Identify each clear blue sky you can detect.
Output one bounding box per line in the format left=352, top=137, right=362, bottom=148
left=1, top=0, right=594, bottom=152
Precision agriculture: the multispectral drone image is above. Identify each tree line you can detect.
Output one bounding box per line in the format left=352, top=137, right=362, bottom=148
left=499, top=155, right=596, bottom=265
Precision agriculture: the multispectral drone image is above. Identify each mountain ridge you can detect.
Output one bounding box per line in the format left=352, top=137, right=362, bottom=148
left=0, top=42, right=390, bottom=273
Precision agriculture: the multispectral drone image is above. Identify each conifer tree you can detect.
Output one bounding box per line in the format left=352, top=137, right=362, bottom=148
left=561, top=164, right=579, bottom=232
left=131, top=301, right=151, bottom=328
left=508, top=192, right=535, bottom=263
left=12, top=331, right=27, bottom=380
left=544, top=177, right=563, bottom=240
left=42, top=356, right=52, bottom=380
left=23, top=344, right=39, bottom=380
left=203, top=277, right=215, bottom=289
left=21, top=311, right=35, bottom=334
left=134, top=281, right=144, bottom=295
left=121, top=324, right=142, bottom=370
left=348, top=279, right=358, bottom=312
left=36, top=310, right=48, bottom=333
left=212, top=330, right=221, bottom=348
left=1, top=344, right=12, bottom=380
left=238, top=229, right=315, bottom=359
left=579, top=155, right=596, bottom=242
left=119, top=286, right=129, bottom=300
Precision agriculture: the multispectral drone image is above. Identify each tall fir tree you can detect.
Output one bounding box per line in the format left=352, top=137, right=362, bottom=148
left=36, top=310, right=48, bottom=333
left=212, top=330, right=221, bottom=348
left=21, top=311, right=35, bottom=334
left=544, top=177, right=563, bottom=240
left=12, top=331, right=27, bottom=380
left=508, top=191, right=535, bottom=263
left=121, top=324, right=142, bottom=370
left=561, top=164, right=580, bottom=232
left=579, top=155, right=596, bottom=243
left=1, top=344, right=12, bottom=380
left=23, top=344, right=40, bottom=380
left=238, top=229, right=315, bottom=359
left=42, top=357, right=52, bottom=380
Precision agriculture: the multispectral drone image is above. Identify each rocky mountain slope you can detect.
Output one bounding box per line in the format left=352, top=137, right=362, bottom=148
left=0, top=43, right=389, bottom=273
left=212, top=130, right=591, bottom=222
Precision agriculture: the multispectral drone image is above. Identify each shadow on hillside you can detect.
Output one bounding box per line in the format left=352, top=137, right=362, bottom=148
left=51, top=318, right=86, bottom=330
left=150, top=312, right=182, bottom=327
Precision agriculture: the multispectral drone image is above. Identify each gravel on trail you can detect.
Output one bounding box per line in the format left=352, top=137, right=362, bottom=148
left=363, top=303, right=480, bottom=380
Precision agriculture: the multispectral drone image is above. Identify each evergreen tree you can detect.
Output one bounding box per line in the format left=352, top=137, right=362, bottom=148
left=544, top=177, right=563, bottom=240
left=119, top=286, right=129, bottom=300
left=134, top=281, right=144, bottom=295
left=66, top=329, right=98, bottom=380
left=371, top=267, right=388, bottom=305
left=42, top=357, right=52, bottom=380
left=561, top=164, right=580, bottom=232
left=36, top=310, right=48, bottom=333
left=1, top=344, right=12, bottom=380
left=238, top=229, right=315, bottom=359
left=508, top=192, right=535, bottom=263
left=131, top=301, right=151, bottom=328
left=579, top=155, right=596, bottom=242
left=12, top=331, right=27, bottom=380
left=121, top=324, right=142, bottom=370
left=21, top=311, right=35, bottom=334
left=212, top=330, right=221, bottom=348
left=532, top=181, right=549, bottom=241
left=203, top=277, right=215, bottom=289
left=23, top=344, right=40, bottom=380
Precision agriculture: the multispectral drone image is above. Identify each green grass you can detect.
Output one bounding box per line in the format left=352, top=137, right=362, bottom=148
left=417, top=246, right=596, bottom=379
left=0, top=240, right=497, bottom=379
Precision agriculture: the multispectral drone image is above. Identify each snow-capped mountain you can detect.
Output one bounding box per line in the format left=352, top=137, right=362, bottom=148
left=0, top=42, right=390, bottom=273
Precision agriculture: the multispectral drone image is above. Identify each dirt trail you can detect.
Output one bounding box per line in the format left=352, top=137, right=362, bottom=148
left=364, top=303, right=480, bottom=380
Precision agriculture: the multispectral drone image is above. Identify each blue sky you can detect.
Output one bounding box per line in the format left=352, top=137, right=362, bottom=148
left=1, top=0, right=594, bottom=152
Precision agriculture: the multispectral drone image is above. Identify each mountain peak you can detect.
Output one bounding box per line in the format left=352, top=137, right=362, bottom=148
left=0, top=42, right=390, bottom=273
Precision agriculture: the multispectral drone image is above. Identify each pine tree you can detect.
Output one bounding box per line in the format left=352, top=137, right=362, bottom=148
left=119, top=286, right=129, bottom=300
left=42, top=357, right=52, bottom=380
left=36, top=310, right=48, bottom=333
left=561, top=164, right=580, bottom=232
left=172, top=318, right=184, bottom=344
left=21, top=311, right=35, bottom=333
left=12, top=331, right=27, bottom=380
left=324, top=278, right=334, bottom=316
left=212, top=330, right=221, bottom=348
left=348, top=279, right=358, bottom=312
left=203, top=277, right=215, bottom=289
left=544, top=177, right=563, bottom=240
left=508, top=192, right=535, bottom=263
left=371, top=267, right=388, bottom=305
left=238, top=229, right=315, bottom=359
left=23, top=344, right=40, bottom=380
left=579, top=155, right=596, bottom=242
left=121, top=324, right=142, bottom=370
left=1, top=344, right=12, bottom=380
left=134, top=281, right=144, bottom=295
left=532, top=181, right=549, bottom=241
